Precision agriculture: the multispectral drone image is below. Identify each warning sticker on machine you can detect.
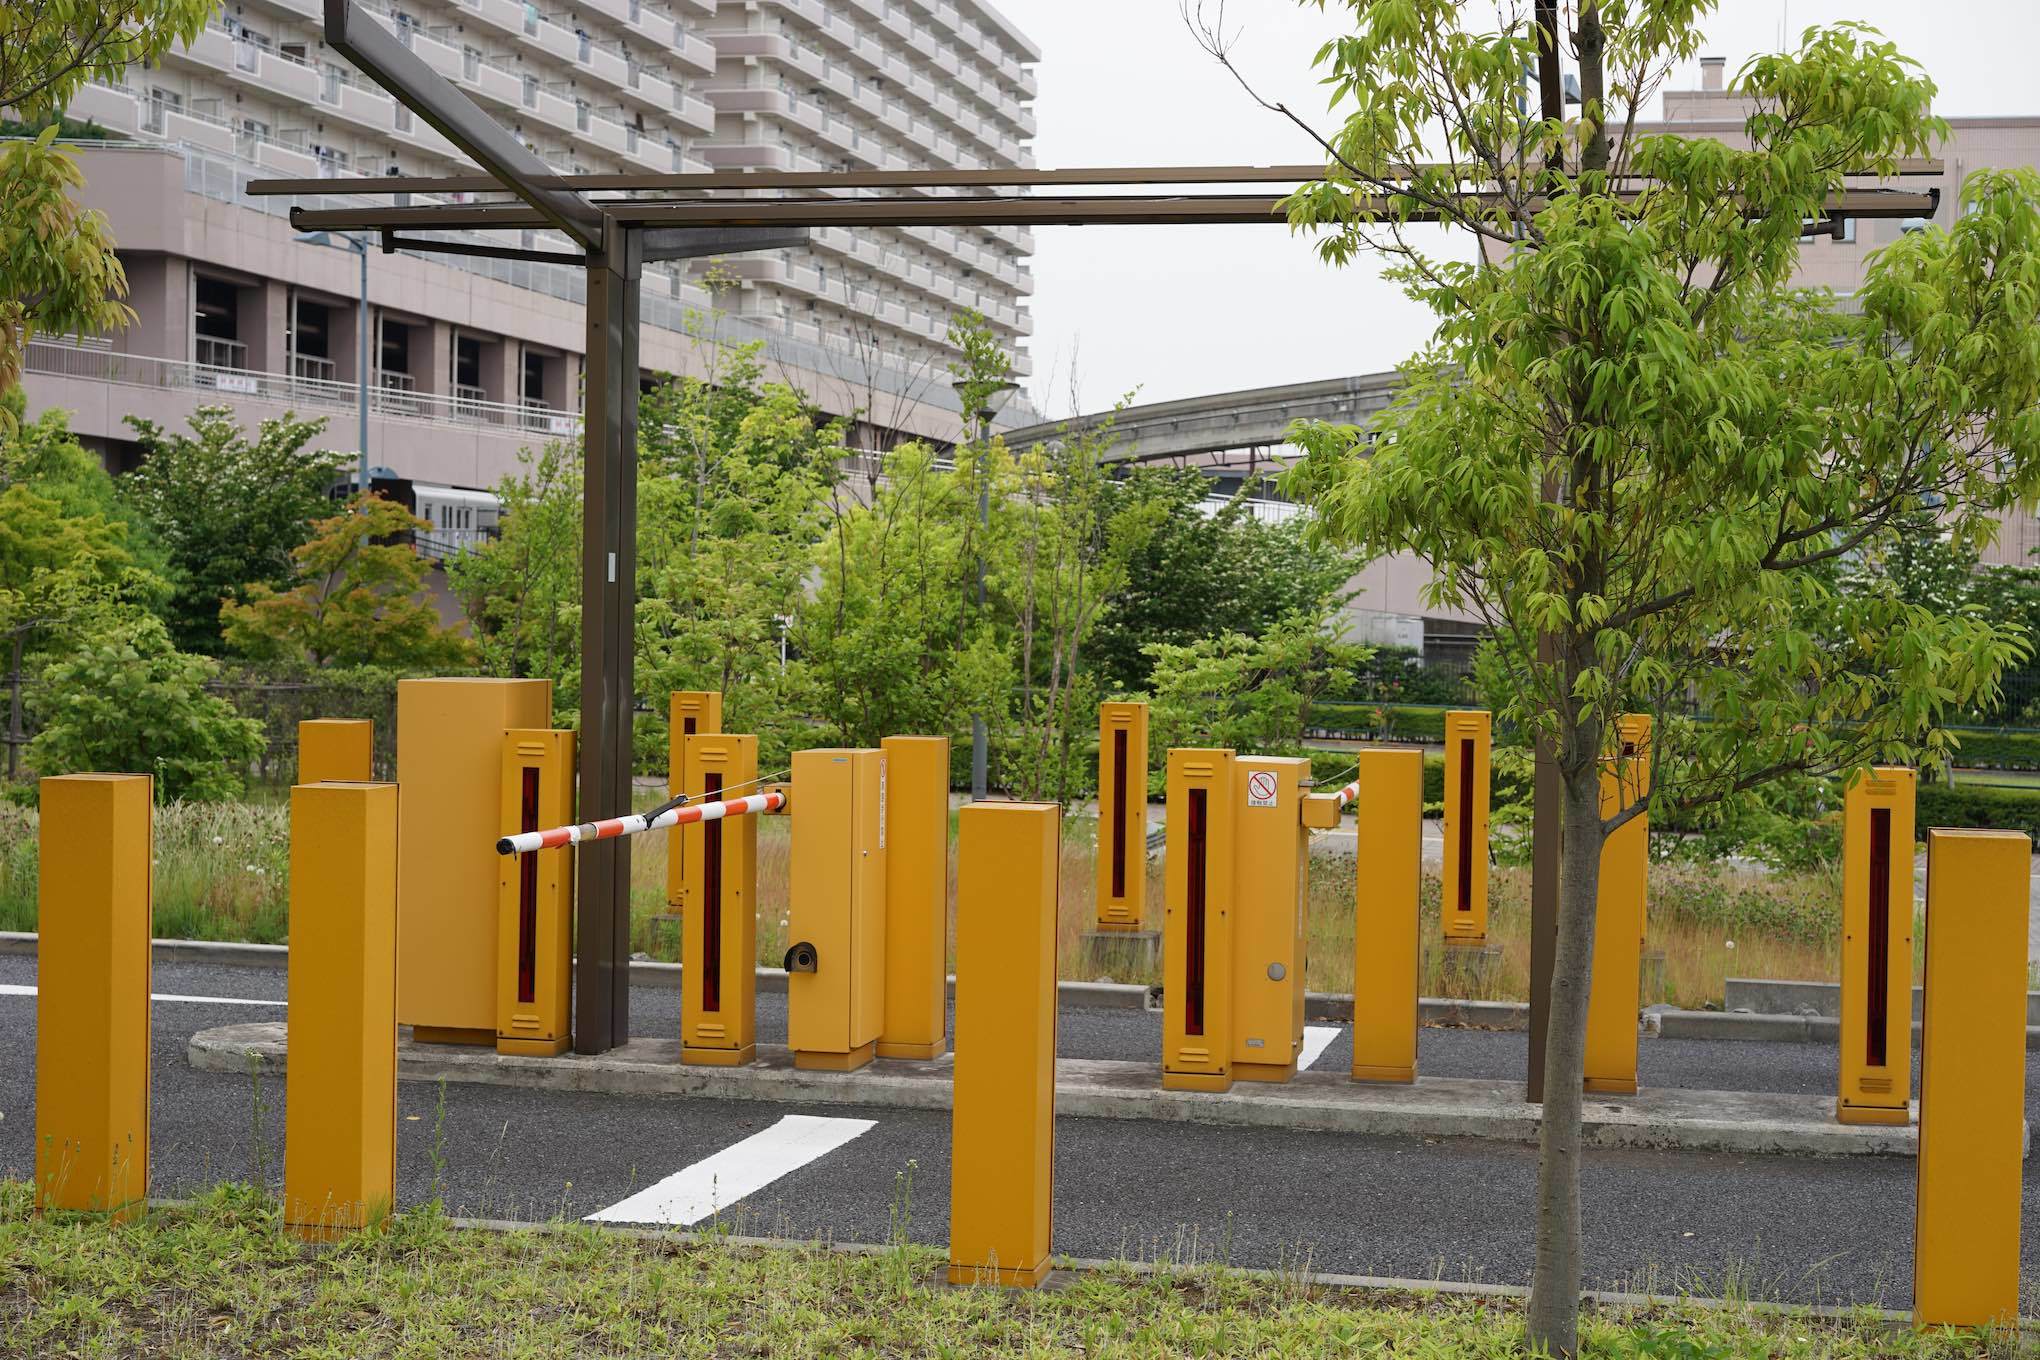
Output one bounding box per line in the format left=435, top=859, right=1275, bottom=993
left=1246, top=770, right=1279, bottom=807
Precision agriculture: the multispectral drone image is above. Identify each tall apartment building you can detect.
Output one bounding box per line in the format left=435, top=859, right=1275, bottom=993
left=20, top=0, right=1038, bottom=547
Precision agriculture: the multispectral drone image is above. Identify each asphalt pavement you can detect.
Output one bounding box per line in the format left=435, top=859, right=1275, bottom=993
left=0, top=953, right=2020, bottom=1310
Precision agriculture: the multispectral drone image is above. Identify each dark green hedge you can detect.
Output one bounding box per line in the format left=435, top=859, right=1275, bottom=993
left=1307, top=702, right=1451, bottom=744
left=1916, top=781, right=2040, bottom=841
left=1940, top=728, right=2040, bottom=771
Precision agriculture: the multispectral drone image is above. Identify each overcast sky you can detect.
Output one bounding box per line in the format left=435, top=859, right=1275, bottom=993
left=993, top=0, right=2040, bottom=419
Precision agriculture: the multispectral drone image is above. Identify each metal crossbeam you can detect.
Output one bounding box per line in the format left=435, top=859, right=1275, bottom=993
left=289, top=187, right=1939, bottom=236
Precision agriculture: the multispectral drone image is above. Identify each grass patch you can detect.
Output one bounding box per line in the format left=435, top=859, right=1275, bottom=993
left=0, top=1181, right=2021, bottom=1358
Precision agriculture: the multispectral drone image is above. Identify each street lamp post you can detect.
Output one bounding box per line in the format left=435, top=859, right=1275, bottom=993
left=296, top=230, right=372, bottom=499
left=951, top=377, right=1019, bottom=802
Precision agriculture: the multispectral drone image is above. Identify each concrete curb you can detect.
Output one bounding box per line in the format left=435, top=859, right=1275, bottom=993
left=190, top=1020, right=1979, bottom=1158
left=1654, top=1007, right=2040, bottom=1051
left=1724, top=975, right=2040, bottom=1026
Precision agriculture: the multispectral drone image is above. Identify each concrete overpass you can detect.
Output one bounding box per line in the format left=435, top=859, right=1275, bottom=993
left=1002, top=370, right=1402, bottom=464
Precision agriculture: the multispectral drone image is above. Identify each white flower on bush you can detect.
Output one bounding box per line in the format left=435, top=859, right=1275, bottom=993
left=1724, top=939, right=1736, bottom=951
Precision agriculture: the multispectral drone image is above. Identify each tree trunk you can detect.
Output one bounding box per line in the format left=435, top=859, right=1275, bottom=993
left=1524, top=755, right=1606, bottom=1357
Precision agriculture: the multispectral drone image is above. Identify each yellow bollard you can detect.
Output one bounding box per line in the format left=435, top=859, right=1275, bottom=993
left=1838, top=766, right=1916, bottom=1126
left=1440, top=710, right=1492, bottom=947
left=681, top=732, right=759, bottom=1066
left=35, top=774, right=152, bottom=1219
left=397, top=678, right=551, bottom=1045
left=1162, top=748, right=1236, bottom=1092
left=1350, top=749, right=1425, bottom=1084
left=666, top=690, right=724, bottom=914
left=786, top=748, right=888, bottom=1071
left=1584, top=714, right=1650, bottom=1095
left=879, top=735, right=951, bottom=1060
left=298, top=718, right=373, bottom=784
left=284, top=780, right=398, bottom=1240
left=1232, top=756, right=1310, bottom=1083
left=1914, top=828, right=2029, bottom=1331
left=948, top=800, right=1060, bottom=1287
left=1094, top=701, right=1149, bottom=931
left=498, top=730, right=576, bottom=1057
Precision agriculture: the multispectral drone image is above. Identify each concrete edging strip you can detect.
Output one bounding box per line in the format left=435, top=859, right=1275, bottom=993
left=188, top=1020, right=1982, bottom=1159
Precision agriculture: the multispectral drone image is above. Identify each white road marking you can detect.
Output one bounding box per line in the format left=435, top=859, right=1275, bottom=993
left=1298, top=1025, right=1342, bottom=1072
left=0, top=983, right=282, bottom=1006
left=586, top=1114, right=876, bottom=1227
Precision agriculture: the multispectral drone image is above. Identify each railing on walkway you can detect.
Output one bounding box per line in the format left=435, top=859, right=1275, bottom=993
left=24, top=339, right=583, bottom=438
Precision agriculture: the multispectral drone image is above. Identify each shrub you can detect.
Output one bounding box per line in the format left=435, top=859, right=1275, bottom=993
left=28, top=615, right=263, bottom=801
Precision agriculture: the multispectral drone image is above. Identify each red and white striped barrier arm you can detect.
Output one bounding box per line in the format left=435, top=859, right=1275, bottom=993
left=496, top=789, right=786, bottom=856
left=1328, top=777, right=1361, bottom=807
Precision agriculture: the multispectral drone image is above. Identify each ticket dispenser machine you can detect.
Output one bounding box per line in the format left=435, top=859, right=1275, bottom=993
left=497, top=729, right=575, bottom=1056
left=787, top=748, right=888, bottom=1072
left=681, top=733, right=760, bottom=1066
left=1163, top=748, right=1237, bottom=1092
left=1440, top=710, right=1492, bottom=946
left=1838, top=766, right=1916, bottom=1126
left=1095, top=701, right=1150, bottom=930
left=1232, top=756, right=1311, bottom=1082
left=666, top=691, right=724, bottom=914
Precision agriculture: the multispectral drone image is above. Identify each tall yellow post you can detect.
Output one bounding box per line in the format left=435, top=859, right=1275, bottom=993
left=1838, top=766, right=1917, bottom=1126
left=35, top=773, right=152, bottom=1218
left=948, top=800, right=1060, bottom=1287
left=498, top=730, right=575, bottom=1057
left=1440, top=710, right=1492, bottom=946
left=681, top=732, right=759, bottom=1066
left=1232, top=756, right=1309, bottom=1083
left=880, top=735, right=950, bottom=1060
left=284, top=780, right=398, bottom=1240
left=298, top=718, right=373, bottom=784
left=1584, top=714, right=1650, bottom=1095
left=1349, top=749, right=1424, bottom=1083
left=786, top=747, right=887, bottom=1072
left=666, top=690, right=724, bottom=914
left=1162, top=748, right=1236, bottom=1092
left=397, top=677, right=551, bottom=1045
left=1914, top=828, right=2029, bottom=1331
left=1095, top=701, right=1149, bottom=930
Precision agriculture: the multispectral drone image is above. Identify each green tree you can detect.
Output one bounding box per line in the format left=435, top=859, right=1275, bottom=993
left=1211, top=4, right=2040, bottom=1349
left=635, top=351, right=839, bottom=770
left=220, top=493, right=474, bottom=670
left=798, top=442, right=1013, bottom=751
left=1004, top=409, right=1166, bottom=802
left=0, top=0, right=212, bottom=406
left=445, top=438, right=582, bottom=701
left=1143, top=615, right=1369, bottom=759
left=29, top=613, right=262, bottom=802
left=122, top=405, right=347, bottom=654
left=1086, top=470, right=1355, bottom=692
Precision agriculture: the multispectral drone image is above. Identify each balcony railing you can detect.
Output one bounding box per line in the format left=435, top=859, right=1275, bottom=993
left=194, top=335, right=247, bottom=368
left=290, top=353, right=337, bottom=381
left=25, top=339, right=583, bottom=439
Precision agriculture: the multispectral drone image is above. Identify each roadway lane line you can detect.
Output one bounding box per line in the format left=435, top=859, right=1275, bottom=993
left=0, top=983, right=283, bottom=1006
left=586, top=1114, right=876, bottom=1227
left=1298, top=1025, right=1341, bottom=1072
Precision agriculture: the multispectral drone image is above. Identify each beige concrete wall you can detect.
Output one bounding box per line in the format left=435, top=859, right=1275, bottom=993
left=28, top=145, right=974, bottom=493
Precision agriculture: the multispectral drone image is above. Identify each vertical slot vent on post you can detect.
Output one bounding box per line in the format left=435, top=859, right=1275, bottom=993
left=1184, top=788, right=1208, bottom=1036
left=702, top=772, right=724, bottom=1013
left=683, top=716, right=697, bottom=737
left=1865, top=806, right=1891, bottom=1069
left=1110, top=729, right=1128, bottom=900
left=1455, top=737, right=1473, bottom=913
left=517, top=766, right=539, bottom=1004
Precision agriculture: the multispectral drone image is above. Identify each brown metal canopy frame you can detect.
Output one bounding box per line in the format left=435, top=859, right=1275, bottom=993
left=290, top=0, right=1940, bottom=1061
